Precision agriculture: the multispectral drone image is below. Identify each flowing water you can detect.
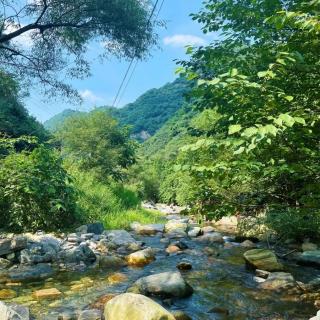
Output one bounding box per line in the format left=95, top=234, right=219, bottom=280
left=2, top=233, right=318, bottom=319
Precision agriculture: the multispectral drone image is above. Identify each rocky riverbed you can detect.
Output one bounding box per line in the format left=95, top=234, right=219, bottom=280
left=0, top=204, right=319, bottom=319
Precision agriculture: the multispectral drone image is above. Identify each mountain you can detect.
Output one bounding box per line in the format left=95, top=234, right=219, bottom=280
left=44, top=77, right=192, bottom=138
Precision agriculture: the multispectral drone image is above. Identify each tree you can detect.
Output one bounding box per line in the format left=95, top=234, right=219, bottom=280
left=0, top=0, right=157, bottom=98
left=0, top=71, right=48, bottom=140
left=57, top=110, right=136, bottom=180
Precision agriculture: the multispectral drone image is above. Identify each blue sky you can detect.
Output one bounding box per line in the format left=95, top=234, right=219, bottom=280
left=25, top=1, right=209, bottom=122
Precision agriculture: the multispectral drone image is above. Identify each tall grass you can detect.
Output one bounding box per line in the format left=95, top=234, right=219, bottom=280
left=72, top=170, right=164, bottom=230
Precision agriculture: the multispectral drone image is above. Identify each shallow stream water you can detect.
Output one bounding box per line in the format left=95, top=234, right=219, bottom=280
left=3, top=233, right=318, bottom=320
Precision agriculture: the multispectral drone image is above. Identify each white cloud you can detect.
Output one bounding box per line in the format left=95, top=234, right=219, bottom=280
left=163, top=34, right=207, bottom=47
left=80, top=89, right=104, bottom=105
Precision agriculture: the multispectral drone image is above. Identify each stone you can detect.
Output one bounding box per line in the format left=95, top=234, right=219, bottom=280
left=203, top=247, right=219, bottom=256
left=202, top=226, right=215, bottom=234
left=309, top=310, right=320, bottom=320
left=196, top=232, right=224, bottom=244
left=78, top=309, right=102, bottom=320
left=107, top=272, right=128, bottom=284
left=0, top=258, right=12, bottom=269
left=259, top=272, right=296, bottom=291
left=58, top=244, right=96, bottom=264
left=302, top=242, right=318, bottom=252
left=0, top=237, right=27, bottom=257
left=129, top=271, right=193, bottom=298
left=0, top=289, right=17, bottom=299
left=104, top=293, right=175, bottom=320
left=171, top=240, right=188, bottom=250
left=243, top=249, right=283, bottom=271
left=0, top=301, right=29, bottom=320
left=32, top=288, right=62, bottom=300
left=187, top=227, right=201, bottom=238
left=127, top=248, right=155, bottom=267
left=8, top=263, right=54, bottom=282
left=103, top=230, right=139, bottom=248
left=240, top=240, right=256, bottom=248
left=255, top=269, right=271, bottom=279
left=76, top=223, right=104, bottom=235
left=20, top=241, right=58, bottom=265
left=98, top=255, right=126, bottom=268
left=165, top=220, right=188, bottom=234
left=166, top=245, right=181, bottom=254
left=89, top=294, right=117, bottom=311
left=214, top=215, right=238, bottom=233
left=209, top=307, right=229, bottom=316
left=298, top=251, right=320, bottom=268
left=171, top=310, right=192, bottom=320
left=177, top=260, right=192, bottom=271
left=136, top=224, right=165, bottom=235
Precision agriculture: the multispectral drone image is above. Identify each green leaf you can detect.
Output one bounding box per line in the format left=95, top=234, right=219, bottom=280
left=234, top=146, right=245, bottom=155
left=241, top=127, right=258, bottom=138
left=209, top=78, right=221, bottom=85
left=294, top=117, right=306, bottom=125
left=228, top=124, right=242, bottom=135
left=284, top=95, right=294, bottom=102
left=230, top=68, right=238, bottom=77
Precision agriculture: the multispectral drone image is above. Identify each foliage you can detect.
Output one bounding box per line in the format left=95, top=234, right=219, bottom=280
left=0, top=139, right=78, bottom=232
left=0, top=71, right=48, bottom=141
left=56, top=110, right=136, bottom=181
left=0, top=0, right=157, bottom=98
left=166, top=0, right=320, bottom=226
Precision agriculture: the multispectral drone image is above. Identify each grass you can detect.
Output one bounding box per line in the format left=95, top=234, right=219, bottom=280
left=102, top=208, right=166, bottom=230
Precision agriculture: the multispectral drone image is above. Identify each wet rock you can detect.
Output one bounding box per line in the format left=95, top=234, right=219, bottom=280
left=103, top=230, right=139, bottom=248
left=98, top=255, right=126, bottom=268
left=202, top=226, right=215, bottom=234
left=309, top=310, right=320, bottom=320
left=243, top=249, right=283, bottom=271
left=0, top=258, right=12, bottom=269
left=58, top=243, right=96, bottom=265
left=0, top=289, right=17, bottom=299
left=89, top=294, right=117, bottom=311
left=171, top=240, right=188, bottom=250
left=66, top=234, right=81, bottom=243
left=20, top=242, right=58, bottom=265
left=259, top=272, right=297, bottom=291
left=164, top=230, right=188, bottom=239
left=203, top=247, right=219, bottom=257
left=297, top=251, right=320, bottom=268
left=0, top=301, right=30, bottom=320
left=127, top=248, right=155, bottom=267
left=128, top=271, right=193, bottom=298
left=196, top=232, right=224, bottom=244
left=107, top=272, right=128, bottom=284
left=171, top=310, right=192, bottom=320
left=32, top=288, right=62, bottom=300
left=166, top=245, right=181, bottom=254
left=255, top=269, right=271, bottom=279
left=208, top=306, right=229, bottom=316
left=177, top=260, right=192, bottom=271
left=240, top=240, right=256, bottom=248
left=104, top=293, right=175, bottom=320
left=78, top=309, right=102, bottom=320
left=302, top=241, right=318, bottom=252
left=8, top=263, right=54, bottom=282
left=0, top=236, right=27, bottom=257
left=76, top=223, right=104, bottom=235
left=187, top=227, right=201, bottom=238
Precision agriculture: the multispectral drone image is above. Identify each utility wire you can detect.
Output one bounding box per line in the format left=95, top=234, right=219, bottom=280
left=112, top=0, right=163, bottom=107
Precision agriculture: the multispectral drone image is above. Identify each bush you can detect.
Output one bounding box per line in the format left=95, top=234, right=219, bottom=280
left=265, top=208, right=320, bottom=241
left=0, top=145, right=78, bottom=232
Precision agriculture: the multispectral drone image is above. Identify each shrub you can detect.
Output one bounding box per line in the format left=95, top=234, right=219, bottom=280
left=0, top=145, right=78, bottom=232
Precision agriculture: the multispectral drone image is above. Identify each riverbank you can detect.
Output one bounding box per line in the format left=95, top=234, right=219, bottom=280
left=0, top=206, right=319, bottom=319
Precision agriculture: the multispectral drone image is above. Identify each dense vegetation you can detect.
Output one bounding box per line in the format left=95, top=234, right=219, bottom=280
left=44, top=77, right=191, bottom=139
left=0, top=0, right=319, bottom=241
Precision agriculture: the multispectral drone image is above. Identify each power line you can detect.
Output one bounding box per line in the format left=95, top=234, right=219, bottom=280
left=112, top=0, right=163, bottom=107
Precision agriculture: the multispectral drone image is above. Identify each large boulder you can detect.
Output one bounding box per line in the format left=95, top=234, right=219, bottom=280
left=259, top=272, right=297, bottom=291
left=128, top=271, right=193, bottom=298
left=76, top=222, right=104, bottom=235
left=104, top=293, right=175, bottom=320
left=0, top=237, right=27, bottom=257
left=164, top=220, right=188, bottom=234
left=297, top=251, right=320, bottom=268
left=8, top=263, right=54, bottom=282
left=127, top=248, right=155, bottom=267
left=98, top=255, right=126, bottom=269
left=133, top=223, right=165, bottom=236
left=243, top=249, right=283, bottom=272
left=58, top=243, right=96, bottom=265
left=0, top=301, right=29, bottom=320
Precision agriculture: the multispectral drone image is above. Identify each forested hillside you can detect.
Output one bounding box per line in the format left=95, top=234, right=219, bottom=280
left=44, top=77, right=191, bottom=138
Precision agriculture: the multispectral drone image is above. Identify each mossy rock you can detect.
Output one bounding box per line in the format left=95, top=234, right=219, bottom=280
left=243, top=249, right=283, bottom=271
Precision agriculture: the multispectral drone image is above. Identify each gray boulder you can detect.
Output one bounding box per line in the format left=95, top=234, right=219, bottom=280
left=103, top=230, right=139, bottom=248
left=0, top=302, right=29, bottom=320
left=76, top=223, right=104, bottom=235
left=58, top=244, right=96, bottom=264
left=297, top=251, right=320, bottom=268
left=128, top=271, right=193, bottom=298
left=8, top=263, right=54, bottom=282
left=0, top=237, right=27, bottom=257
